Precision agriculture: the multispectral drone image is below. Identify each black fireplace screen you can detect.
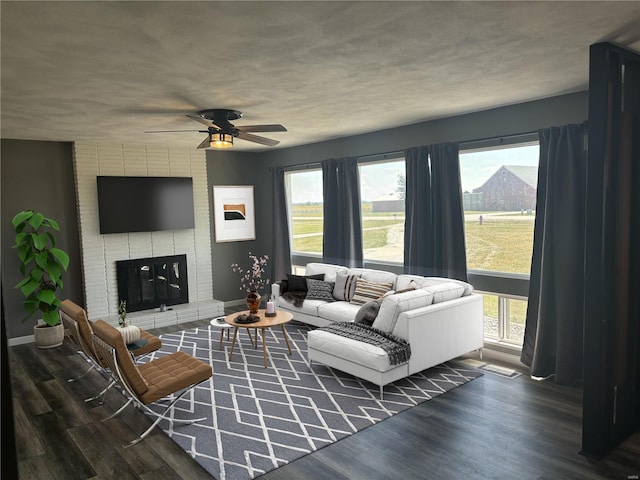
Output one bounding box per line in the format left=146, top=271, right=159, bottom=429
left=116, top=254, right=189, bottom=313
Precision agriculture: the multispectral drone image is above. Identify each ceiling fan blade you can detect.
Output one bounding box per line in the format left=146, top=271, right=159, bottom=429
left=145, top=129, right=205, bottom=133
left=186, top=114, right=221, bottom=129
left=235, top=124, right=287, bottom=133
left=237, top=132, right=280, bottom=147
left=196, top=135, right=211, bottom=149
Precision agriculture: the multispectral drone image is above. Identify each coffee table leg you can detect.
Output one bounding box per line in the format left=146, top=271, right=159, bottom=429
left=281, top=325, right=292, bottom=355
left=262, top=327, right=268, bottom=368
left=219, top=330, right=224, bottom=349
left=228, top=327, right=239, bottom=361
left=246, top=328, right=256, bottom=348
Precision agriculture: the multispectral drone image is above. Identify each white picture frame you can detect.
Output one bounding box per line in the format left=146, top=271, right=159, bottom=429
left=212, top=185, right=256, bottom=242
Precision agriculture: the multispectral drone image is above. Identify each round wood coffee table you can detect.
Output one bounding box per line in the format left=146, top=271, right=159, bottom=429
left=225, top=309, right=294, bottom=368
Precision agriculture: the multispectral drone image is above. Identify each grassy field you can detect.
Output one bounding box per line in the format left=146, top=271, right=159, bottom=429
left=291, top=205, right=534, bottom=275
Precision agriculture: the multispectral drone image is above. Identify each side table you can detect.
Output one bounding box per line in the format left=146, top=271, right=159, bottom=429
left=210, top=317, right=254, bottom=350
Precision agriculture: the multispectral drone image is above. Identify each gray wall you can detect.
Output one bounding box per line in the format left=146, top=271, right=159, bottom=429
left=205, top=149, right=269, bottom=302
left=1, top=139, right=83, bottom=338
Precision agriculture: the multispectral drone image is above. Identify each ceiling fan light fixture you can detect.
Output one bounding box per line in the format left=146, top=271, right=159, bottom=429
left=210, top=132, right=233, bottom=149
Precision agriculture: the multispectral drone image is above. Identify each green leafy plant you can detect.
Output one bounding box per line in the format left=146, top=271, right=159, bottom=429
left=118, top=300, right=127, bottom=327
left=12, top=210, right=70, bottom=326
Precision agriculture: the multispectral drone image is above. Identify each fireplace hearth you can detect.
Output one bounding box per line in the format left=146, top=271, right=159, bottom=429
left=116, top=254, right=189, bottom=313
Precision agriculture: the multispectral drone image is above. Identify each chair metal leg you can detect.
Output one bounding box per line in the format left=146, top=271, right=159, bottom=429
left=124, top=381, right=209, bottom=448
left=101, top=397, right=133, bottom=421
left=68, top=363, right=95, bottom=383
left=85, top=379, right=116, bottom=404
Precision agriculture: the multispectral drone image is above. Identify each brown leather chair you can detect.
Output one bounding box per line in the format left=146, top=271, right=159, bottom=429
left=91, top=319, right=213, bottom=447
left=60, top=299, right=161, bottom=402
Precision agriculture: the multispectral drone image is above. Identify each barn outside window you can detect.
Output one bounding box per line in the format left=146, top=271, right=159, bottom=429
left=459, top=141, right=540, bottom=347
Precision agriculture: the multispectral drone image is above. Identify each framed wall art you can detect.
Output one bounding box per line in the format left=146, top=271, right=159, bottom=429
left=212, top=185, right=256, bottom=242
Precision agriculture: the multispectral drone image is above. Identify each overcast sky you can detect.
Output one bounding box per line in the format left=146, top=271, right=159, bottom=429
left=289, top=144, right=539, bottom=203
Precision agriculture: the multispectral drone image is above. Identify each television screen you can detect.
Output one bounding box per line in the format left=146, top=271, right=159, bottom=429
left=97, top=176, right=195, bottom=234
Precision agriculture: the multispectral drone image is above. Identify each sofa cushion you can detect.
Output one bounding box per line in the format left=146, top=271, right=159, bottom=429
left=354, top=299, right=383, bottom=326
left=279, top=298, right=328, bottom=317
left=422, top=282, right=466, bottom=303
left=306, top=279, right=335, bottom=302
left=305, top=263, right=348, bottom=283
left=286, top=273, right=324, bottom=292
left=333, top=272, right=361, bottom=301
left=372, top=289, right=434, bottom=333
left=350, top=278, right=394, bottom=306
left=318, top=301, right=362, bottom=323
left=396, top=274, right=474, bottom=295
left=308, top=329, right=402, bottom=372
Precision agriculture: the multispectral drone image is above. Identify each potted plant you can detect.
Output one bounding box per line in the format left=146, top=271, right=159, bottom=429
left=12, top=210, right=70, bottom=348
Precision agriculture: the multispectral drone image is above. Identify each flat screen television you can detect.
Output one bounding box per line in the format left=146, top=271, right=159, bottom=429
left=97, top=176, right=195, bottom=234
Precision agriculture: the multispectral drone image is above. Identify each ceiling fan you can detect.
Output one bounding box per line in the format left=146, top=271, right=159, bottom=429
left=145, top=109, right=287, bottom=149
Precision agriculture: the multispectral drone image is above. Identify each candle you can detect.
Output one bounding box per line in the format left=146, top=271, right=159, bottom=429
left=266, top=300, right=275, bottom=314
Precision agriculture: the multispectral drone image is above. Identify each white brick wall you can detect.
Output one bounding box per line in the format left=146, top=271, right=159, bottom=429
left=72, top=142, right=223, bottom=326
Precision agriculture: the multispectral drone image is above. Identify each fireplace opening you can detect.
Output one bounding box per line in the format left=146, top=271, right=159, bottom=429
left=116, top=254, right=189, bottom=313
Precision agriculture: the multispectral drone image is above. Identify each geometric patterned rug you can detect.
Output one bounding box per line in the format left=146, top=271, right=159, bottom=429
left=144, top=322, right=482, bottom=480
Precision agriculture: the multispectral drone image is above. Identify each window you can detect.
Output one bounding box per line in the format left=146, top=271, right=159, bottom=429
left=479, top=292, right=527, bottom=347
left=359, top=159, right=405, bottom=263
left=459, top=143, right=539, bottom=275
left=286, top=169, right=323, bottom=256
left=460, top=142, right=538, bottom=348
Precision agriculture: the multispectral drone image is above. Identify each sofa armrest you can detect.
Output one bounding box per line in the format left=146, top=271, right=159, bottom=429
left=393, top=294, right=484, bottom=375
left=271, top=282, right=281, bottom=299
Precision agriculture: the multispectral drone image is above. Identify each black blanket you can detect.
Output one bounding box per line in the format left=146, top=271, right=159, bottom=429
left=319, top=323, right=411, bottom=366
left=281, top=290, right=307, bottom=308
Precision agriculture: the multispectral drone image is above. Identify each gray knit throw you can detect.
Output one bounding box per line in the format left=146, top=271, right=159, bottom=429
left=319, top=323, right=411, bottom=366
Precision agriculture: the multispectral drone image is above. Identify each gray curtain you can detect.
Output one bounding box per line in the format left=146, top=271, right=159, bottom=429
left=403, top=146, right=432, bottom=275
left=322, top=157, right=363, bottom=268
left=404, top=143, right=467, bottom=281
left=520, top=124, right=587, bottom=385
left=271, top=167, right=292, bottom=282
left=430, top=143, right=468, bottom=281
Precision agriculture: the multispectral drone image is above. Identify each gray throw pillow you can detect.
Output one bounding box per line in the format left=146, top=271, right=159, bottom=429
left=354, top=299, right=383, bottom=326
left=306, top=279, right=335, bottom=302
left=333, top=272, right=361, bottom=301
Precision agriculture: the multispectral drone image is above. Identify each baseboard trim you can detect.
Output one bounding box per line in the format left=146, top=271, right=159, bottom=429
left=8, top=335, right=35, bottom=347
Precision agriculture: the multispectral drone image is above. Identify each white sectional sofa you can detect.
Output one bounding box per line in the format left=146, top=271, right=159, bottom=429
left=271, top=262, right=484, bottom=398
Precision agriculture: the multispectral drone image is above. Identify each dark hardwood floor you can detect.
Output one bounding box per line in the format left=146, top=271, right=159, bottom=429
left=7, top=311, right=640, bottom=480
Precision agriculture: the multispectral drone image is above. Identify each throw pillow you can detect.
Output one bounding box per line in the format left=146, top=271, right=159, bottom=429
left=350, top=278, right=394, bottom=306
left=354, top=299, right=383, bottom=326
left=286, top=273, right=324, bottom=292
left=306, top=279, right=335, bottom=302
left=333, top=272, right=361, bottom=301
left=277, top=279, right=289, bottom=294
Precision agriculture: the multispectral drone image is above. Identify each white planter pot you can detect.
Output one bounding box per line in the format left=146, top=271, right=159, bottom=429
left=33, top=323, right=65, bottom=349
left=116, top=325, right=141, bottom=344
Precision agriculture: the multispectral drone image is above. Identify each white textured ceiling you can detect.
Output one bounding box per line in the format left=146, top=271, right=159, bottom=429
left=2, top=1, right=640, bottom=151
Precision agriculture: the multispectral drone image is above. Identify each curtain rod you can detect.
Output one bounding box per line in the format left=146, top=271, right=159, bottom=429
left=460, top=121, right=588, bottom=147
left=459, top=130, right=538, bottom=147
left=278, top=149, right=406, bottom=172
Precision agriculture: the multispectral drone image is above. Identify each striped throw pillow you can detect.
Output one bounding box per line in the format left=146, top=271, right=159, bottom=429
left=350, top=278, right=394, bottom=306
